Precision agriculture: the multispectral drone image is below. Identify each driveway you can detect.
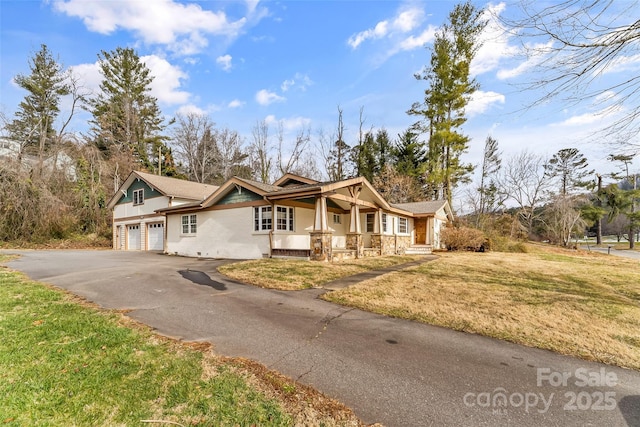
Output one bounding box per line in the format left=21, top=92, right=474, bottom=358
left=5, top=250, right=640, bottom=427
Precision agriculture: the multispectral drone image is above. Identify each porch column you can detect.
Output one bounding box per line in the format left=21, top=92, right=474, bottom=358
left=347, top=203, right=363, bottom=258
left=310, top=196, right=332, bottom=261
left=314, top=196, right=328, bottom=231
left=346, top=186, right=363, bottom=258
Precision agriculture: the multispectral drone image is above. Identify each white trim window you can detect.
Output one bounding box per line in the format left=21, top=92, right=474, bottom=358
left=333, top=213, right=341, bottom=224
left=398, top=217, right=408, bottom=234
left=133, top=188, right=144, bottom=206
left=181, top=214, right=197, bottom=235
left=276, top=206, right=295, bottom=231
left=254, top=206, right=273, bottom=231
left=382, top=213, right=388, bottom=233
left=366, top=213, right=375, bottom=233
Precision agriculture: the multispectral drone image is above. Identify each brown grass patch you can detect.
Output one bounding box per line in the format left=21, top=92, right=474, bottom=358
left=218, top=255, right=425, bottom=290
left=324, top=244, right=640, bottom=370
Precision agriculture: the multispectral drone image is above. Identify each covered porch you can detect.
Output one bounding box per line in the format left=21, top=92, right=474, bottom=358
left=266, top=177, right=417, bottom=261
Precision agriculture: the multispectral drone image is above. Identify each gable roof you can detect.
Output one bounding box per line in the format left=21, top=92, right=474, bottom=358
left=392, top=200, right=454, bottom=220
left=272, top=173, right=320, bottom=187
left=107, top=170, right=218, bottom=209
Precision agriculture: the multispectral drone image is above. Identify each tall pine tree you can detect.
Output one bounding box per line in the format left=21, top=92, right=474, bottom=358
left=409, top=1, right=486, bottom=206
left=89, top=47, right=168, bottom=173
left=7, top=44, right=69, bottom=169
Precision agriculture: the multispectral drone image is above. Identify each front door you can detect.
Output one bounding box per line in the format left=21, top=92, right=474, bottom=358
left=415, top=219, right=426, bottom=244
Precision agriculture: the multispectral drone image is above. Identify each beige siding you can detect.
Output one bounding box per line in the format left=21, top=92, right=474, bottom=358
left=166, top=207, right=269, bottom=259
left=113, top=196, right=169, bottom=220
left=272, top=207, right=313, bottom=250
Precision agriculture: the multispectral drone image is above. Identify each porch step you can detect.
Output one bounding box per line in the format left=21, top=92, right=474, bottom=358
left=405, top=245, right=433, bottom=255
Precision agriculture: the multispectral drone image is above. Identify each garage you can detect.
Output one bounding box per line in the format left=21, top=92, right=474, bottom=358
left=147, top=222, right=164, bottom=251
left=127, top=224, right=140, bottom=250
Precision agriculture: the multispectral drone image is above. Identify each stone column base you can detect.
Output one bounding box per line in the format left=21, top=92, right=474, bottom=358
left=346, top=233, right=363, bottom=258
left=310, top=232, right=333, bottom=261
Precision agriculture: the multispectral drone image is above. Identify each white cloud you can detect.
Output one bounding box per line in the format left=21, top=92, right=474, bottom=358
left=255, top=89, right=285, bottom=106
left=216, top=54, right=233, bottom=71
left=467, top=90, right=505, bottom=116
left=496, top=40, right=554, bottom=80
left=471, top=2, right=519, bottom=76
left=396, top=26, right=437, bottom=51
left=262, top=115, right=312, bottom=133
left=52, top=0, right=250, bottom=55
left=69, top=62, right=102, bottom=95
left=281, top=79, right=295, bottom=92
left=281, top=73, right=313, bottom=92
left=602, top=53, right=640, bottom=75
left=141, top=55, right=190, bottom=105
left=348, top=6, right=424, bottom=49
left=176, top=104, right=206, bottom=116
left=228, top=99, right=244, bottom=108
left=552, top=104, right=622, bottom=127
left=71, top=55, right=190, bottom=106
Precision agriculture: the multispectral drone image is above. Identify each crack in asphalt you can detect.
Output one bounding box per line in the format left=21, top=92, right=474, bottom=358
left=268, top=307, right=355, bottom=372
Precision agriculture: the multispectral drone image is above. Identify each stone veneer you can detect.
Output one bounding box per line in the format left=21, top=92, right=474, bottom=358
left=370, top=233, right=412, bottom=255
left=309, top=232, right=333, bottom=261
left=346, top=233, right=364, bottom=258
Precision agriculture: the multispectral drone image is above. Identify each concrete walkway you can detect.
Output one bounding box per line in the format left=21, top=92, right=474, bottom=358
left=322, top=255, right=438, bottom=290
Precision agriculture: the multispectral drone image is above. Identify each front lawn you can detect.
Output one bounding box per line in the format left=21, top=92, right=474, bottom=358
left=218, top=255, right=425, bottom=290
left=323, top=244, right=640, bottom=370
left=0, top=257, right=360, bottom=426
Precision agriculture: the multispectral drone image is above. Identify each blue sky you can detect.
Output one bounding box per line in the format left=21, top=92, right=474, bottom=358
left=1, top=0, right=638, bottom=206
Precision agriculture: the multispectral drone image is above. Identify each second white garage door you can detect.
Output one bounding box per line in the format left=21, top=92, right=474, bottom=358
left=127, top=225, right=140, bottom=250
left=147, top=223, right=164, bottom=251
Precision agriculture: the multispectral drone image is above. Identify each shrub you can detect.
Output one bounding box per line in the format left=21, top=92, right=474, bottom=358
left=441, top=226, right=486, bottom=251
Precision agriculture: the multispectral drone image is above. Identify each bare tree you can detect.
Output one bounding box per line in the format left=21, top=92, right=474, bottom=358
left=249, top=119, right=273, bottom=183
left=320, top=106, right=352, bottom=181
left=214, top=127, right=248, bottom=183
left=171, top=112, right=218, bottom=184
left=276, top=121, right=311, bottom=176
left=499, top=150, right=551, bottom=234
left=499, top=0, right=640, bottom=140
left=542, top=195, right=588, bottom=247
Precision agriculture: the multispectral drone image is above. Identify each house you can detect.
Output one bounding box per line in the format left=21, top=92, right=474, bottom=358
left=0, top=137, right=77, bottom=180
left=154, top=172, right=454, bottom=261
left=107, top=170, right=217, bottom=251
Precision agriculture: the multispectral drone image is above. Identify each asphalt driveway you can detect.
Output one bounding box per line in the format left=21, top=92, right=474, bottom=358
left=4, top=250, right=640, bottom=427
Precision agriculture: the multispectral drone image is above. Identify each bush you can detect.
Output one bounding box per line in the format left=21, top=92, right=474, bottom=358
left=441, top=226, right=486, bottom=251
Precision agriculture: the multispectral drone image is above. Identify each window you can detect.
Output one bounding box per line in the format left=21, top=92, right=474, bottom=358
left=276, top=206, right=295, bottom=231
left=382, top=213, right=388, bottom=233
left=254, top=206, right=273, bottom=231
left=181, top=214, right=197, bottom=234
left=366, top=213, right=375, bottom=233
left=255, top=206, right=293, bottom=231
left=333, top=214, right=341, bottom=224
left=398, top=217, right=408, bottom=234
left=133, top=189, right=144, bottom=205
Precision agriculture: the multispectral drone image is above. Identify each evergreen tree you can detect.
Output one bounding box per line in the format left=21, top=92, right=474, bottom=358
left=394, top=129, right=426, bottom=179
left=478, top=136, right=502, bottom=217
left=408, top=1, right=486, bottom=205
left=545, top=148, right=594, bottom=196
left=89, top=47, right=168, bottom=173
left=354, top=131, right=377, bottom=182
left=7, top=44, right=69, bottom=166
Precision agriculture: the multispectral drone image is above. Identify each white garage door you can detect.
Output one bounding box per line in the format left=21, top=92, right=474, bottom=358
left=147, top=223, right=164, bottom=251
left=127, top=225, right=140, bottom=250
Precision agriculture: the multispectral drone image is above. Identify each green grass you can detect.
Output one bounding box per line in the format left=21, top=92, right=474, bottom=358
left=0, top=258, right=293, bottom=426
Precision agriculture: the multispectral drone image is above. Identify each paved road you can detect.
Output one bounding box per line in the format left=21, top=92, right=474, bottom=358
left=580, top=245, right=640, bottom=260
left=4, top=250, right=640, bottom=427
